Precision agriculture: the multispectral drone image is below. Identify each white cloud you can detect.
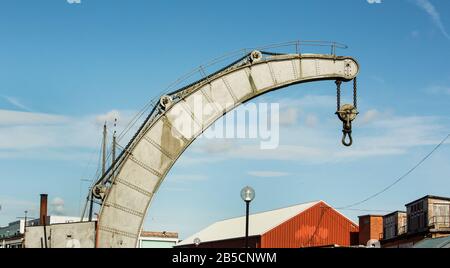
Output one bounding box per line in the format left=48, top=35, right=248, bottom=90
left=164, top=187, right=191, bottom=192
left=415, top=0, right=450, bottom=40
left=2, top=96, right=32, bottom=112
left=279, top=108, right=298, bottom=126
left=247, top=171, right=290, bottom=178
left=367, top=0, right=382, bottom=4
left=0, top=109, right=135, bottom=159
left=305, top=114, right=319, bottom=127
left=50, top=197, right=65, bottom=216
left=182, top=94, right=448, bottom=164
left=0, top=196, right=38, bottom=224
left=427, top=85, right=450, bottom=95
left=67, top=0, right=81, bottom=4
left=285, top=95, right=336, bottom=109
left=95, top=110, right=121, bottom=126
left=0, top=109, right=67, bottom=126
left=169, top=174, right=208, bottom=182
left=197, top=139, right=235, bottom=154
left=360, top=109, right=380, bottom=124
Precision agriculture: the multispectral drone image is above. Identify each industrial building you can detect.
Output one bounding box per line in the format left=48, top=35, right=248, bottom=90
left=138, top=231, right=179, bottom=248
left=382, top=195, right=450, bottom=248
left=358, top=214, right=383, bottom=245
left=357, top=195, right=450, bottom=248
left=1, top=194, right=178, bottom=248
left=176, top=201, right=359, bottom=248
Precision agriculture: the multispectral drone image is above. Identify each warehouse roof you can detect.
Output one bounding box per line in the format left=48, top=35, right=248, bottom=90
left=405, top=195, right=450, bottom=206
left=140, top=231, right=178, bottom=239
left=413, top=236, right=450, bottom=248
left=178, top=200, right=353, bottom=246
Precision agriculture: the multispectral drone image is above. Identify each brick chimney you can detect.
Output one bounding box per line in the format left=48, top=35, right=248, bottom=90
left=358, top=215, right=383, bottom=245
left=39, top=194, right=48, bottom=226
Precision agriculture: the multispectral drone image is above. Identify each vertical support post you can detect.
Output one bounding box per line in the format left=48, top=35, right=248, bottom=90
left=43, top=216, right=48, bottom=249
left=112, top=130, right=116, bottom=180
left=245, top=201, right=250, bottom=248
left=88, top=189, right=94, bottom=222
left=23, top=210, right=27, bottom=247
left=102, top=123, right=107, bottom=176
left=89, top=123, right=107, bottom=222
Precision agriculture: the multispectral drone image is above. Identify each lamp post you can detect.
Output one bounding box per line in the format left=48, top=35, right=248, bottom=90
left=240, top=186, right=255, bottom=248
left=24, top=210, right=28, bottom=231
left=194, top=237, right=201, bottom=247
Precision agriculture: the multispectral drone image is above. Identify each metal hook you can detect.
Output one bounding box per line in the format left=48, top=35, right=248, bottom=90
left=342, top=130, right=353, bottom=147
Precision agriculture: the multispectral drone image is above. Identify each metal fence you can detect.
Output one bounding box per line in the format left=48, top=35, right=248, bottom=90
left=429, top=215, right=450, bottom=229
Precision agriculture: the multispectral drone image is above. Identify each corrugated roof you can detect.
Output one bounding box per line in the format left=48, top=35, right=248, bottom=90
left=177, top=201, right=321, bottom=246
left=413, top=235, right=450, bottom=248
left=405, top=195, right=450, bottom=206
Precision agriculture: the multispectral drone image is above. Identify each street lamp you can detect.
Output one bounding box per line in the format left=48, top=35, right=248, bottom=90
left=24, top=210, right=28, bottom=234
left=240, top=186, right=255, bottom=248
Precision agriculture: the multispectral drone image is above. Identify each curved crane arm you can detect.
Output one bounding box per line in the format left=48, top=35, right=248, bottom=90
left=95, top=52, right=359, bottom=247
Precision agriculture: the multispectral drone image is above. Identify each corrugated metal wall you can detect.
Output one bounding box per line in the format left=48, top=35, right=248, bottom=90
left=261, top=202, right=359, bottom=248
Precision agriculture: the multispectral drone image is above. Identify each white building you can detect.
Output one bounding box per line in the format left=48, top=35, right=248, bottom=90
left=0, top=216, right=91, bottom=248
left=138, top=231, right=179, bottom=248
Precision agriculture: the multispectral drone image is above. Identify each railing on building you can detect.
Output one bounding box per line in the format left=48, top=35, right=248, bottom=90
left=429, top=215, right=450, bottom=229
left=398, top=225, right=407, bottom=235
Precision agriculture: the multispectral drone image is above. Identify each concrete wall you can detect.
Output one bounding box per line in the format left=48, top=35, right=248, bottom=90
left=25, top=221, right=96, bottom=248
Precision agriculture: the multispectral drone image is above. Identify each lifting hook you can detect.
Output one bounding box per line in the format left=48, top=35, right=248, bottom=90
left=336, top=104, right=358, bottom=147
left=336, top=79, right=358, bottom=147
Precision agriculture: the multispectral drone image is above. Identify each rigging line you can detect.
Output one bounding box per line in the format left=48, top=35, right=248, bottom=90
left=337, top=134, right=450, bottom=210
left=94, top=51, right=253, bottom=186
left=78, top=134, right=103, bottom=213
left=81, top=137, right=104, bottom=210
left=114, top=50, right=250, bottom=145
left=338, top=208, right=394, bottom=213
left=115, top=41, right=343, bottom=147
left=79, top=133, right=104, bottom=182
left=116, top=99, right=155, bottom=142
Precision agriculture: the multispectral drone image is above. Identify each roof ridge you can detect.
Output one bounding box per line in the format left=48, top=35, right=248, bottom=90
left=214, top=200, right=322, bottom=223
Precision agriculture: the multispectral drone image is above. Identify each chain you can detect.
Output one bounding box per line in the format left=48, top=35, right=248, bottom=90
left=335, top=78, right=358, bottom=147
left=353, top=77, right=357, bottom=109
left=336, top=80, right=342, bottom=111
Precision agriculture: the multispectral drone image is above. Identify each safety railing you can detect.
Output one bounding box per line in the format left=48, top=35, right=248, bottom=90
left=429, top=215, right=450, bottom=229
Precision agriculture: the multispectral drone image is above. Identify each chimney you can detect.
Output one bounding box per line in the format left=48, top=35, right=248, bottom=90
left=358, top=214, right=383, bottom=246
left=39, top=194, right=48, bottom=226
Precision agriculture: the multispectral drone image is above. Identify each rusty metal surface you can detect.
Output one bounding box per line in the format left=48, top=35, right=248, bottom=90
left=261, top=202, right=359, bottom=248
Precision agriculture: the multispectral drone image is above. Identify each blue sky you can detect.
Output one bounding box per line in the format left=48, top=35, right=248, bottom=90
left=1, top=0, right=450, bottom=238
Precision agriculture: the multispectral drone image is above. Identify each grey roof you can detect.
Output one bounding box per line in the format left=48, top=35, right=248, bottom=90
left=413, top=236, right=450, bottom=248
left=405, top=195, right=450, bottom=206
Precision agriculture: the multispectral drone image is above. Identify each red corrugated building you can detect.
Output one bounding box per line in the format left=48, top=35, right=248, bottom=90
left=176, top=201, right=359, bottom=248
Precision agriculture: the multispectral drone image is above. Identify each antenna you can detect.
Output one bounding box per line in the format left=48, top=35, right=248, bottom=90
left=112, top=118, right=117, bottom=181
left=89, top=122, right=108, bottom=222
left=102, top=122, right=107, bottom=176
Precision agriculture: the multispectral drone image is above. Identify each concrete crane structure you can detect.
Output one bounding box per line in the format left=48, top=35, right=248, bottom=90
left=85, top=42, right=360, bottom=248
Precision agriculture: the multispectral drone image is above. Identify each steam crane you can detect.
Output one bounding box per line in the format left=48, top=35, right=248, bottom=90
left=84, top=41, right=360, bottom=248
